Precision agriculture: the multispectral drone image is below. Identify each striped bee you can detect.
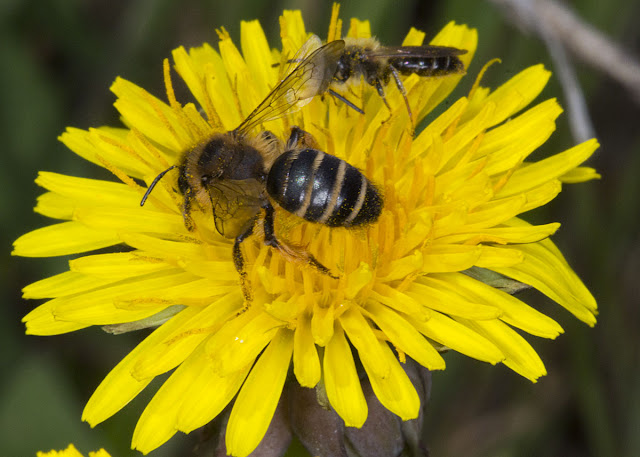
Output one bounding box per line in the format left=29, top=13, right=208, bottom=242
left=141, top=39, right=382, bottom=300
left=267, top=128, right=382, bottom=228
left=289, top=35, right=467, bottom=119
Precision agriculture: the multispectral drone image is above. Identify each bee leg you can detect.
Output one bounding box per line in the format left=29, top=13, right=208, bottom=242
left=286, top=126, right=320, bottom=150
left=327, top=89, right=365, bottom=114
left=389, top=65, right=414, bottom=123
left=373, top=78, right=393, bottom=113
left=233, top=222, right=255, bottom=301
left=263, top=202, right=338, bottom=279
left=182, top=192, right=196, bottom=231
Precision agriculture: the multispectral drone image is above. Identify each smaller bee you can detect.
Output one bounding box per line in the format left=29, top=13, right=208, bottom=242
left=141, top=38, right=383, bottom=300
left=288, top=36, right=467, bottom=119
left=333, top=38, right=467, bottom=119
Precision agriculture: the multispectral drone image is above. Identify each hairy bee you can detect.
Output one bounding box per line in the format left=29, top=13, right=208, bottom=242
left=289, top=35, right=467, bottom=119
left=141, top=39, right=383, bottom=300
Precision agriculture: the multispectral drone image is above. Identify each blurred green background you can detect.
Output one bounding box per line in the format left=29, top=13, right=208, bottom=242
left=3, top=0, right=639, bottom=456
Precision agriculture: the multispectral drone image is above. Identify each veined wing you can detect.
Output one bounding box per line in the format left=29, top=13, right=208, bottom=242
left=367, top=45, right=467, bottom=58
left=208, top=179, right=264, bottom=238
left=234, top=39, right=345, bottom=135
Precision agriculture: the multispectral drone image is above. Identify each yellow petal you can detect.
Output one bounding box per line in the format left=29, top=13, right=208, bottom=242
left=226, top=329, right=293, bottom=457
left=36, top=171, right=141, bottom=206
left=408, top=310, right=504, bottom=364
left=402, top=27, right=425, bottom=46
left=497, top=139, right=599, bottom=197
left=340, top=306, right=390, bottom=378
left=476, top=245, right=524, bottom=268
left=22, top=271, right=114, bottom=299
left=111, top=77, right=191, bottom=152
left=132, top=290, right=242, bottom=379
left=205, top=307, right=282, bottom=376
left=463, top=65, right=551, bottom=127
left=361, top=339, right=420, bottom=420
left=445, top=195, right=527, bottom=231
left=83, top=305, right=201, bottom=426
left=132, top=340, right=249, bottom=453
left=279, top=10, right=307, bottom=58
left=365, top=301, right=445, bottom=370
left=434, top=272, right=564, bottom=338
left=218, top=32, right=261, bottom=123
left=59, top=127, right=149, bottom=179
left=456, top=317, right=547, bottom=382
left=51, top=270, right=197, bottom=324
left=70, top=252, right=173, bottom=280
left=34, top=192, right=73, bottom=220
left=311, top=300, right=335, bottom=346
left=492, top=242, right=597, bottom=325
left=241, top=20, right=275, bottom=98
left=23, top=299, right=90, bottom=335
left=293, top=313, right=321, bottom=387
left=89, top=450, right=110, bottom=457
left=439, top=222, right=560, bottom=245
left=379, top=250, right=423, bottom=281
left=422, top=244, right=482, bottom=274
left=346, top=18, right=371, bottom=39
left=195, top=43, right=244, bottom=130
left=177, top=354, right=250, bottom=434
left=408, top=278, right=502, bottom=320
left=181, top=259, right=238, bottom=282
left=13, top=221, right=120, bottom=257
left=560, top=166, right=601, bottom=183
left=479, top=99, right=562, bottom=175
left=74, top=206, right=185, bottom=235
left=519, top=179, right=563, bottom=212
left=323, top=324, right=368, bottom=427
left=120, top=232, right=212, bottom=260
left=411, top=97, right=468, bottom=162
left=370, top=284, right=426, bottom=317
left=440, top=101, right=496, bottom=169
left=37, top=444, right=85, bottom=457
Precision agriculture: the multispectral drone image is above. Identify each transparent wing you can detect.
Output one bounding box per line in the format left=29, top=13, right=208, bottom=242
left=282, top=34, right=323, bottom=70
left=208, top=179, right=264, bottom=238
left=235, top=39, right=345, bottom=135
left=367, top=45, right=467, bottom=58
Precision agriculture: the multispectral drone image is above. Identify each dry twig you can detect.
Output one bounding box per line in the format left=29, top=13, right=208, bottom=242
left=488, top=0, right=640, bottom=142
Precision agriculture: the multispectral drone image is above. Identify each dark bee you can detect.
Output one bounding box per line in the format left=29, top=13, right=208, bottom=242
left=141, top=39, right=383, bottom=300
left=303, top=36, right=467, bottom=119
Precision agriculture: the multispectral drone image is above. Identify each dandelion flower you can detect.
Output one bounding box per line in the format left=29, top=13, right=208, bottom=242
left=15, top=6, right=599, bottom=457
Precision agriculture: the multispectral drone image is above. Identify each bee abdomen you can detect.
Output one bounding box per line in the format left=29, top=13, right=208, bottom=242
left=267, top=149, right=382, bottom=227
left=391, top=55, right=464, bottom=77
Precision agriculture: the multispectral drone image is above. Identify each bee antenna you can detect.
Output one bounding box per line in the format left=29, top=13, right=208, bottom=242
left=140, top=165, right=177, bottom=206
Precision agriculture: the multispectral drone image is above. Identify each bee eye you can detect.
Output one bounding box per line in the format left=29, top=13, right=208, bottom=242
left=201, top=175, right=209, bottom=184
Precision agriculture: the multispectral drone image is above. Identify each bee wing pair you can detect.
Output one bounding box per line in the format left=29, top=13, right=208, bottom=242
left=220, top=34, right=470, bottom=140
left=209, top=179, right=265, bottom=237
left=364, top=44, right=467, bottom=58
left=233, top=36, right=345, bottom=136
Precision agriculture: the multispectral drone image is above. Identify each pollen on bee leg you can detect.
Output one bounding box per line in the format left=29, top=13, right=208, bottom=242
left=238, top=274, right=253, bottom=302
